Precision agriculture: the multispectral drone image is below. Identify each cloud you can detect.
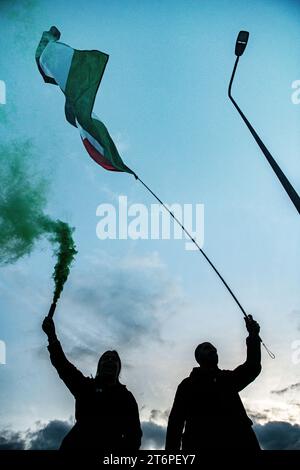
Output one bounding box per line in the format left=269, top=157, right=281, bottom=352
left=149, top=409, right=170, bottom=423
left=59, top=251, right=184, bottom=365
left=2, top=417, right=300, bottom=450
left=141, top=421, right=166, bottom=450
left=67, top=344, right=100, bottom=363
left=247, top=410, right=270, bottom=422
left=254, top=421, right=300, bottom=450
left=271, top=382, right=300, bottom=395
left=0, top=430, right=25, bottom=450
left=0, top=420, right=71, bottom=450
left=0, top=418, right=167, bottom=450
left=139, top=408, right=169, bottom=450
left=140, top=409, right=300, bottom=451
left=247, top=403, right=300, bottom=427
left=141, top=419, right=300, bottom=451
left=111, top=131, right=130, bottom=154
left=27, top=420, right=72, bottom=450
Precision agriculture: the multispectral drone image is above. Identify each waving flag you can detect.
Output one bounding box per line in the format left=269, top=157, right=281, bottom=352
left=36, top=26, right=134, bottom=175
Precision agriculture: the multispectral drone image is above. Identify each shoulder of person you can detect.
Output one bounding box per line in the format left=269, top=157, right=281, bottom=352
left=118, top=385, right=139, bottom=405
left=178, top=376, right=193, bottom=389
left=114, top=382, right=131, bottom=394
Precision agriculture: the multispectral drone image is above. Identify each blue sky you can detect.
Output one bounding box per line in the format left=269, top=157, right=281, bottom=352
left=0, top=0, right=300, bottom=449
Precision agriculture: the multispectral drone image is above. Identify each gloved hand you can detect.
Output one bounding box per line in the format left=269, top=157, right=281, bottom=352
left=244, top=314, right=260, bottom=337
left=42, top=316, right=57, bottom=340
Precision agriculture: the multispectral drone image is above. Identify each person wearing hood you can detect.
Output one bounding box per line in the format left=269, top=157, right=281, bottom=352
left=165, top=315, right=262, bottom=451
left=42, top=316, right=142, bottom=452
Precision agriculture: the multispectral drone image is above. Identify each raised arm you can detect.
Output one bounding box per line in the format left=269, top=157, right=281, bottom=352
left=230, top=315, right=262, bottom=392
left=165, top=382, right=187, bottom=451
left=42, top=316, right=86, bottom=397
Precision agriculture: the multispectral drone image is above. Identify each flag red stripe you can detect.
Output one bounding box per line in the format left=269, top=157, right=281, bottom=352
left=82, top=137, right=121, bottom=172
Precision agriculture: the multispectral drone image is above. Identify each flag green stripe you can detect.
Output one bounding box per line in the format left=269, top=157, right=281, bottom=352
left=65, top=50, right=133, bottom=174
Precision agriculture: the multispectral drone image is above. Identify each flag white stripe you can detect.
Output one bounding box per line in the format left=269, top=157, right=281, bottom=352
left=76, top=118, right=105, bottom=156
left=40, top=42, right=74, bottom=92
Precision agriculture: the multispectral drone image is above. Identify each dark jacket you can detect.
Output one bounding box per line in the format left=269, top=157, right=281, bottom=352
left=48, top=339, right=142, bottom=451
left=165, top=335, right=261, bottom=451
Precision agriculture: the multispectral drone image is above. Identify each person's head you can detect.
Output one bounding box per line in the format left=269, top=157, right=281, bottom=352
left=195, top=342, right=218, bottom=368
left=96, top=350, right=121, bottom=383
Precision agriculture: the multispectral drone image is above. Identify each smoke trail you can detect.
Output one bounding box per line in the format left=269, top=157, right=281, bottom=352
left=42, top=218, right=77, bottom=303
left=0, top=140, right=77, bottom=302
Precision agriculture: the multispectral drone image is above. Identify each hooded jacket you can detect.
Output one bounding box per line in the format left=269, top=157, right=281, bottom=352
left=165, top=334, right=261, bottom=451
left=47, top=339, right=142, bottom=452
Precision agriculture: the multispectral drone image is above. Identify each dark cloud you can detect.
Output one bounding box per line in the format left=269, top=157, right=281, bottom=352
left=141, top=416, right=300, bottom=450
left=149, top=409, right=170, bottom=423
left=0, top=420, right=71, bottom=450
left=254, top=421, right=300, bottom=450
left=247, top=410, right=270, bottom=422
left=140, top=419, right=300, bottom=451
left=140, top=408, right=170, bottom=449
left=271, top=382, right=300, bottom=395
left=141, top=412, right=300, bottom=451
left=27, top=420, right=71, bottom=450
left=0, top=430, right=25, bottom=450
left=2, top=418, right=300, bottom=450
left=141, top=421, right=166, bottom=450
left=60, top=253, right=184, bottom=359
left=69, top=344, right=100, bottom=363
left=0, top=418, right=166, bottom=450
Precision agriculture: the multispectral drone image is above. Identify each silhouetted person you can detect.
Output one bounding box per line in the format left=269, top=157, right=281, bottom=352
left=42, top=316, right=142, bottom=452
left=165, top=315, right=261, bottom=451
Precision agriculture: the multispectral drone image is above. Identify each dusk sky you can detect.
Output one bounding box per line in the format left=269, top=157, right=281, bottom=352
left=0, top=0, right=299, bottom=450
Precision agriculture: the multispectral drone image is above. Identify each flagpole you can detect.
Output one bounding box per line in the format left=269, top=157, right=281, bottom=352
left=133, top=173, right=275, bottom=358
left=228, top=53, right=300, bottom=216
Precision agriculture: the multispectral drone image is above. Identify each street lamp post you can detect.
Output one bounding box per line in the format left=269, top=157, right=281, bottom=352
left=228, top=31, right=300, bottom=215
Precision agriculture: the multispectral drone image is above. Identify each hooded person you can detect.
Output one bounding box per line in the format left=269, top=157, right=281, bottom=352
left=165, top=315, right=262, bottom=451
left=42, top=316, right=142, bottom=452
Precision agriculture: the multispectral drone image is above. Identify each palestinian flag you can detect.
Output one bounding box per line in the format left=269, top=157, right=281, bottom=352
left=36, top=26, right=134, bottom=175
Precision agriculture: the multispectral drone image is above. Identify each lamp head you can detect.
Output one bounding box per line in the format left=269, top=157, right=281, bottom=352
left=235, top=31, right=249, bottom=56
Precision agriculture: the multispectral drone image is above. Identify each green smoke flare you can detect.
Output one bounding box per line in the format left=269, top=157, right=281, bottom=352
left=0, top=140, right=77, bottom=302
left=42, top=218, right=77, bottom=303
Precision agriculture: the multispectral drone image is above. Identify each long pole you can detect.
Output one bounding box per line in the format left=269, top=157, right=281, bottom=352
left=228, top=56, right=300, bottom=215
left=134, top=173, right=275, bottom=358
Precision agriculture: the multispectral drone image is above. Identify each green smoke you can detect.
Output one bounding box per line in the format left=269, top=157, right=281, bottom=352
left=0, top=140, right=77, bottom=302
left=42, top=219, right=77, bottom=303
